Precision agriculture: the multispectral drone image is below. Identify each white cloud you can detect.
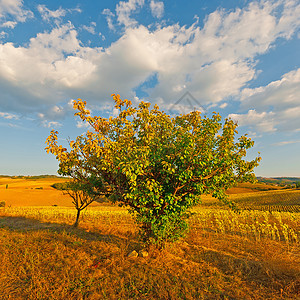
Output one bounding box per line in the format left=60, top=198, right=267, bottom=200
left=228, top=110, right=277, bottom=132
left=99, top=32, right=105, bottom=41
left=273, top=140, right=300, bottom=146
left=199, top=0, right=300, bottom=60
left=68, top=99, right=75, bottom=108
left=0, top=22, right=94, bottom=112
left=241, top=68, right=300, bottom=108
left=140, top=0, right=300, bottom=105
left=37, top=101, right=76, bottom=129
left=0, top=30, right=6, bottom=38
left=0, top=0, right=33, bottom=26
left=37, top=5, right=81, bottom=23
left=150, top=0, right=164, bottom=18
left=40, top=120, right=62, bottom=128
left=219, top=103, right=228, bottom=109
left=102, top=8, right=115, bottom=31
left=42, top=105, right=66, bottom=119
left=240, top=68, right=300, bottom=131
left=0, top=0, right=300, bottom=128
left=37, top=5, right=67, bottom=21
left=1, top=20, right=16, bottom=28
left=76, top=120, right=90, bottom=128
left=116, top=0, right=144, bottom=28
left=82, top=22, right=96, bottom=34
left=0, top=111, right=18, bottom=119
left=38, top=108, right=66, bottom=128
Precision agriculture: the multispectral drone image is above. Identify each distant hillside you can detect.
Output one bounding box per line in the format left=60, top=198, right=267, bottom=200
left=0, top=175, right=64, bottom=180
left=257, top=177, right=300, bottom=186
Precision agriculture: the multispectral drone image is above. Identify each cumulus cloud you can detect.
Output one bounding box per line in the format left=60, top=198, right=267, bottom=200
left=0, top=0, right=299, bottom=129
left=240, top=68, right=300, bottom=131
left=0, top=22, right=96, bottom=112
left=102, top=0, right=146, bottom=30
left=107, top=0, right=163, bottom=29
left=116, top=0, right=144, bottom=28
left=150, top=0, right=164, bottom=18
left=228, top=110, right=277, bottom=132
left=141, top=0, right=300, bottom=105
left=241, top=68, right=300, bottom=108
left=37, top=5, right=67, bottom=21
left=0, top=0, right=33, bottom=26
left=1, top=20, right=17, bottom=28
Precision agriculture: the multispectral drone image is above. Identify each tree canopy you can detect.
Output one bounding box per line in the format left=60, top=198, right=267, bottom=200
left=46, top=94, right=261, bottom=247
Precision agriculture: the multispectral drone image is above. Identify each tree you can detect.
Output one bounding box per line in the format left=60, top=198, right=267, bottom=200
left=50, top=178, right=100, bottom=227
left=64, top=180, right=95, bottom=227
left=46, top=144, right=104, bottom=228
left=46, top=94, right=261, bottom=247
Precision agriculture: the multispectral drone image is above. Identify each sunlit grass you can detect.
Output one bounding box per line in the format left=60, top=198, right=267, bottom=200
left=0, top=178, right=299, bottom=299
left=0, top=204, right=299, bottom=299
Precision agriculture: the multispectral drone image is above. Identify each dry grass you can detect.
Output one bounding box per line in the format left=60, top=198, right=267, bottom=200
left=0, top=178, right=299, bottom=299
left=0, top=205, right=299, bottom=300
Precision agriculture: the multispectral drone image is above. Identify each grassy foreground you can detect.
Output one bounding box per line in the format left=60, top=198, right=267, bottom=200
left=0, top=204, right=299, bottom=300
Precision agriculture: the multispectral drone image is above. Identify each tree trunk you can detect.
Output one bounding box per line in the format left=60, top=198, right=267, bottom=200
left=74, top=209, right=81, bottom=227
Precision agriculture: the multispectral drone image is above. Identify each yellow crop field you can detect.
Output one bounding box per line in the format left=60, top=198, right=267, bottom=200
left=231, top=189, right=300, bottom=212
left=0, top=177, right=100, bottom=207
left=200, top=187, right=300, bottom=212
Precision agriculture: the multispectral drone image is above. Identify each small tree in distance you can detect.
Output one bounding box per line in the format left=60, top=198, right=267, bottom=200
left=46, top=94, right=261, bottom=248
left=65, top=180, right=95, bottom=227
left=51, top=179, right=99, bottom=227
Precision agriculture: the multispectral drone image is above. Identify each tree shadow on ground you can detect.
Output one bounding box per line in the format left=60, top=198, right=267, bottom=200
left=0, top=215, right=141, bottom=252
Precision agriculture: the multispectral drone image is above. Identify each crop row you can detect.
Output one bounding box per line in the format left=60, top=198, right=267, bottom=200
left=190, top=208, right=299, bottom=244
left=230, top=189, right=300, bottom=207
left=240, top=204, right=300, bottom=213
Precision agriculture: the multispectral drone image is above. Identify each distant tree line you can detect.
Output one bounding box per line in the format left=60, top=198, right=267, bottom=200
left=257, top=177, right=300, bottom=187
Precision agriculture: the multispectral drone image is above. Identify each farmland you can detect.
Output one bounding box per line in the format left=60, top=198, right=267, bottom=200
left=0, top=177, right=299, bottom=299
left=201, top=188, right=300, bottom=213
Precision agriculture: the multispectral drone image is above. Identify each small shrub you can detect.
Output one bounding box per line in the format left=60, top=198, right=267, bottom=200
left=51, top=182, right=69, bottom=190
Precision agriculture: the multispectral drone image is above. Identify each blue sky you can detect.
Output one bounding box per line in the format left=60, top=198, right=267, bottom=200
left=0, top=0, right=299, bottom=177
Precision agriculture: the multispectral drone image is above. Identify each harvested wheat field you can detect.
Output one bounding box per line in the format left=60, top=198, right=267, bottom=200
left=0, top=178, right=299, bottom=299
left=0, top=177, right=101, bottom=207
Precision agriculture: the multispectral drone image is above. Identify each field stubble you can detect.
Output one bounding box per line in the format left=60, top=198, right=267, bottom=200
left=0, top=203, right=299, bottom=300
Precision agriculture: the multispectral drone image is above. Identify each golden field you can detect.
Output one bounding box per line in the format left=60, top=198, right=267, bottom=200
left=0, top=177, right=299, bottom=299
left=0, top=177, right=100, bottom=207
